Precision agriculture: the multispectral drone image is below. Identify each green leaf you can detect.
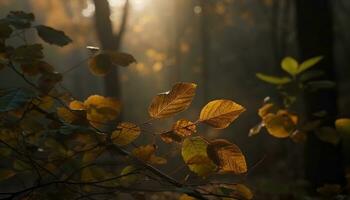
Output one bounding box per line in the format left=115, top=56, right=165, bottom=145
left=298, top=56, right=323, bottom=73
left=256, top=73, right=291, bottom=85
left=35, top=25, right=72, bottom=46
left=6, top=11, right=34, bottom=29
left=281, top=57, right=298, bottom=76
left=0, top=88, right=35, bottom=112
left=181, top=137, right=217, bottom=177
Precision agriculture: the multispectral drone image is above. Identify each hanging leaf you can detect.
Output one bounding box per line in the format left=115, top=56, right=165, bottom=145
left=119, top=165, right=140, bottom=187
left=0, top=88, right=34, bottom=112
left=106, top=51, right=136, bottom=67
left=298, top=56, right=323, bottom=73
left=207, top=139, right=247, bottom=174
left=281, top=57, right=298, bottom=76
left=88, top=53, right=113, bottom=76
left=35, top=25, right=72, bottom=46
left=258, top=103, right=275, bottom=118
left=172, top=119, right=196, bottom=137
left=181, top=137, right=216, bottom=177
left=148, top=82, right=197, bottom=118
left=263, top=110, right=297, bottom=138
left=335, top=118, right=350, bottom=135
left=111, top=122, right=141, bottom=146
left=84, top=95, right=121, bottom=126
left=199, top=99, right=245, bottom=129
left=132, top=145, right=166, bottom=165
left=256, top=73, right=291, bottom=85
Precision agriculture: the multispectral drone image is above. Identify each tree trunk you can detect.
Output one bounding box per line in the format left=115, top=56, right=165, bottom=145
left=93, top=0, right=129, bottom=98
left=296, top=0, right=345, bottom=188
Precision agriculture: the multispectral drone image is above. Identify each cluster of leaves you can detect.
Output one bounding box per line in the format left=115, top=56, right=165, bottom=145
left=252, top=56, right=350, bottom=196
left=250, top=56, right=350, bottom=144
left=0, top=11, right=253, bottom=200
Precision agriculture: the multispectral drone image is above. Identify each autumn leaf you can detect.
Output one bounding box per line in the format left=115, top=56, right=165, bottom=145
left=263, top=110, right=298, bottom=138
left=172, top=119, right=196, bottom=137
left=199, top=99, right=245, bottom=129
left=218, top=183, right=253, bottom=200
left=88, top=53, right=113, bottom=76
left=181, top=137, right=216, bottom=177
left=207, top=139, right=247, bottom=174
left=111, top=122, right=141, bottom=146
left=335, top=118, right=350, bottom=135
left=132, top=145, right=166, bottom=165
left=106, top=51, right=136, bottom=67
left=84, top=95, right=121, bottom=126
left=148, top=82, right=197, bottom=118
left=0, top=88, right=35, bottom=112
left=258, top=103, right=275, bottom=118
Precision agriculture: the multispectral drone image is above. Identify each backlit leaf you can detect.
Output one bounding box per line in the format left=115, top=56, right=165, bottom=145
left=181, top=137, right=216, bottom=177
left=256, top=73, right=291, bottom=85
left=35, top=25, right=72, bottom=46
left=111, top=122, right=141, bottom=146
left=298, top=56, right=323, bottom=73
left=199, top=99, right=245, bottom=129
left=281, top=57, right=298, bottom=76
left=258, top=103, right=275, bottom=118
left=335, top=118, right=350, bottom=135
left=264, top=110, right=297, bottom=138
left=172, top=119, right=196, bottom=137
left=132, top=145, right=166, bottom=165
left=207, top=139, right=247, bottom=174
left=148, top=82, right=196, bottom=118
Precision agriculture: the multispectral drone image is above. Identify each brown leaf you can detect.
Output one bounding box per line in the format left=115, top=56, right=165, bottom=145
left=160, top=132, right=183, bottom=143
left=172, top=119, right=196, bottom=137
left=111, top=122, right=141, bottom=146
left=148, top=82, right=196, bottom=118
left=207, top=139, right=247, bottom=174
left=106, top=51, right=136, bottom=67
left=199, top=99, right=245, bottom=129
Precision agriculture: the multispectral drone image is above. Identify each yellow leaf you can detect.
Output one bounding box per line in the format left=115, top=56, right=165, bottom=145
left=69, top=100, right=85, bottom=110
left=264, top=111, right=297, bottom=138
left=0, top=169, right=16, bottom=181
left=132, top=145, right=166, bottom=165
left=111, top=122, right=141, bottom=146
left=182, top=137, right=216, bottom=177
left=258, top=103, right=275, bottom=118
left=119, top=165, right=140, bottom=187
left=84, top=95, right=121, bottom=125
left=199, top=99, right=245, bottom=129
left=57, top=107, right=85, bottom=124
left=335, top=118, right=350, bottom=135
left=148, top=82, right=196, bottom=118
left=298, top=56, right=323, bottom=73
left=281, top=57, right=298, bottom=76
left=207, top=139, right=247, bottom=174
left=82, top=147, right=105, bottom=164
left=172, top=119, right=196, bottom=137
